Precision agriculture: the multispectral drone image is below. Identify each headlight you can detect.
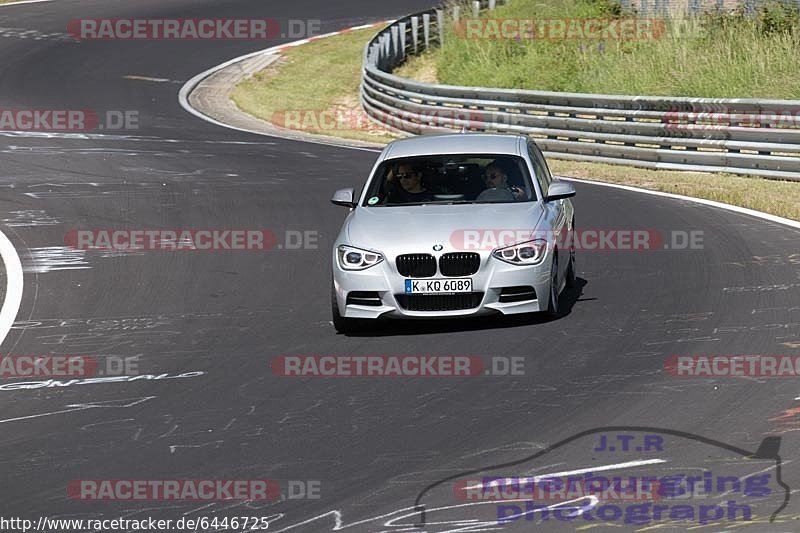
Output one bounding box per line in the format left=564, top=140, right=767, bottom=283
left=492, top=239, right=547, bottom=265
left=337, top=245, right=384, bottom=270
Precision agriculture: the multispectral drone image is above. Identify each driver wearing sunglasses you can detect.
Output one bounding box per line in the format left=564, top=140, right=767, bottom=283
left=385, top=163, right=432, bottom=204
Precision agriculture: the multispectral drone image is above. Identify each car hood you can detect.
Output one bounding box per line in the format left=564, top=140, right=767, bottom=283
left=344, top=203, right=545, bottom=255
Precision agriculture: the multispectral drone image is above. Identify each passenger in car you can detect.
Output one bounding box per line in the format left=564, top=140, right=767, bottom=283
left=483, top=161, right=525, bottom=200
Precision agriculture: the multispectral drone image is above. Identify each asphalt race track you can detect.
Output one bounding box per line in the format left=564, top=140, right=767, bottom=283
left=0, top=0, right=799, bottom=531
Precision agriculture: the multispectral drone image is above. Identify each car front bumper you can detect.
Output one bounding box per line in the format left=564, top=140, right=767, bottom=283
left=333, top=249, right=554, bottom=319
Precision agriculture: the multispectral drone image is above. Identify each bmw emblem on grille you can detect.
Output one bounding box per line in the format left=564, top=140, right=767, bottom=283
left=433, top=244, right=443, bottom=251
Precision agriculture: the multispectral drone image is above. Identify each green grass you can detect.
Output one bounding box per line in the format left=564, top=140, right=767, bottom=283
left=548, top=159, right=800, bottom=221
left=231, top=27, right=400, bottom=144
left=417, top=0, right=800, bottom=98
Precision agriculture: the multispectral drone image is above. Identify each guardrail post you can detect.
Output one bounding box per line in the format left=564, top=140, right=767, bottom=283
left=411, top=16, right=419, bottom=54
left=453, top=5, right=460, bottom=22
left=380, top=34, right=390, bottom=69
left=473, top=1, right=480, bottom=17
left=398, top=21, right=407, bottom=59
left=368, top=43, right=378, bottom=66
left=423, top=13, right=431, bottom=51
left=489, top=0, right=496, bottom=9
left=436, top=9, right=445, bottom=45
left=390, top=25, right=400, bottom=64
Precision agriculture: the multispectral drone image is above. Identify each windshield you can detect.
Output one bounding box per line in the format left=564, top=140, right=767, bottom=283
left=361, top=154, right=536, bottom=207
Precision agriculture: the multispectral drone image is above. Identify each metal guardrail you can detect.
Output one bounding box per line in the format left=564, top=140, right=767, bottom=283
left=360, top=2, right=800, bottom=181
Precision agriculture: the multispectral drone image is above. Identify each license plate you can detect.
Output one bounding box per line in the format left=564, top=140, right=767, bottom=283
left=404, top=278, right=472, bottom=294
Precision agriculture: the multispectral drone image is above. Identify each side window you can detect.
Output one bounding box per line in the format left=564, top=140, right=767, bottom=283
left=528, top=141, right=550, bottom=198
left=538, top=150, right=554, bottom=189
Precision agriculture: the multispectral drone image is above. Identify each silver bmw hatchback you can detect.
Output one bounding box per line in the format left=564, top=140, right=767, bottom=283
left=330, top=134, right=576, bottom=333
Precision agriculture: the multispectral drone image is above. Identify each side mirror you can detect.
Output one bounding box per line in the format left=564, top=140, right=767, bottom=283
left=331, top=188, right=356, bottom=208
left=545, top=182, right=576, bottom=202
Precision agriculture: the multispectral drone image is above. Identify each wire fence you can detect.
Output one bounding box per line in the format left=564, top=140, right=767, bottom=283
left=623, top=0, right=800, bottom=16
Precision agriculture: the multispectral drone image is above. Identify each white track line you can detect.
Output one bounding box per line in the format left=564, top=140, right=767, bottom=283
left=178, top=22, right=391, bottom=154
left=557, top=176, right=800, bottom=230
left=463, top=459, right=668, bottom=491
left=0, top=0, right=56, bottom=7
left=0, top=229, right=24, bottom=348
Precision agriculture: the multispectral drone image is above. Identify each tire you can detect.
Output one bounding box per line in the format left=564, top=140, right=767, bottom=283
left=331, top=283, right=357, bottom=334
left=565, top=245, right=576, bottom=289
left=565, top=220, right=576, bottom=288
left=544, top=254, right=560, bottom=319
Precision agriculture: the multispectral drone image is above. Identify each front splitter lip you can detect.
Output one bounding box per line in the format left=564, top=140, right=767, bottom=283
left=343, top=297, right=544, bottom=320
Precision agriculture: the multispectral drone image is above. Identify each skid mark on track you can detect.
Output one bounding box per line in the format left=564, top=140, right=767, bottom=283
left=169, top=440, right=225, bottom=454
left=12, top=310, right=262, bottom=332
left=33, top=330, right=182, bottom=351
left=0, top=131, right=277, bottom=144
left=769, top=406, right=800, bottom=434
left=725, top=254, right=800, bottom=268
left=22, top=246, right=89, bottom=273
left=0, top=27, right=75, bottom=42
left=2, top=210, right=59, bottom=227
left=96, top=249, right=146, bottom=258
left=14, top=318, right=192, bottom=354
left=8, top=146, right=200, bottom=157
left=24, top=188, right=161, bottom=199
left=724, top=283, right=800, bottom=293
left=123, top=75, right=183, bottom=84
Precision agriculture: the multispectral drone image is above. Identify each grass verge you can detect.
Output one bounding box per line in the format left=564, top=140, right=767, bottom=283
left=427, top=0, right=800, bottom=98
left=231, top=27, right=400, bottom=145
left=548, top=160, right=800, bottom=221
left=231, top=20, right=800, bottom=222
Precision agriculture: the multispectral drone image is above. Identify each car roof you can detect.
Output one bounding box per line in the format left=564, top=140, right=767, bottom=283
left=382, top=133, right=524, bottom=159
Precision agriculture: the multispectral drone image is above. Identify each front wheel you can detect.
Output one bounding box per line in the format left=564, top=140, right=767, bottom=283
left=331, top=283, right=357, bottom=334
